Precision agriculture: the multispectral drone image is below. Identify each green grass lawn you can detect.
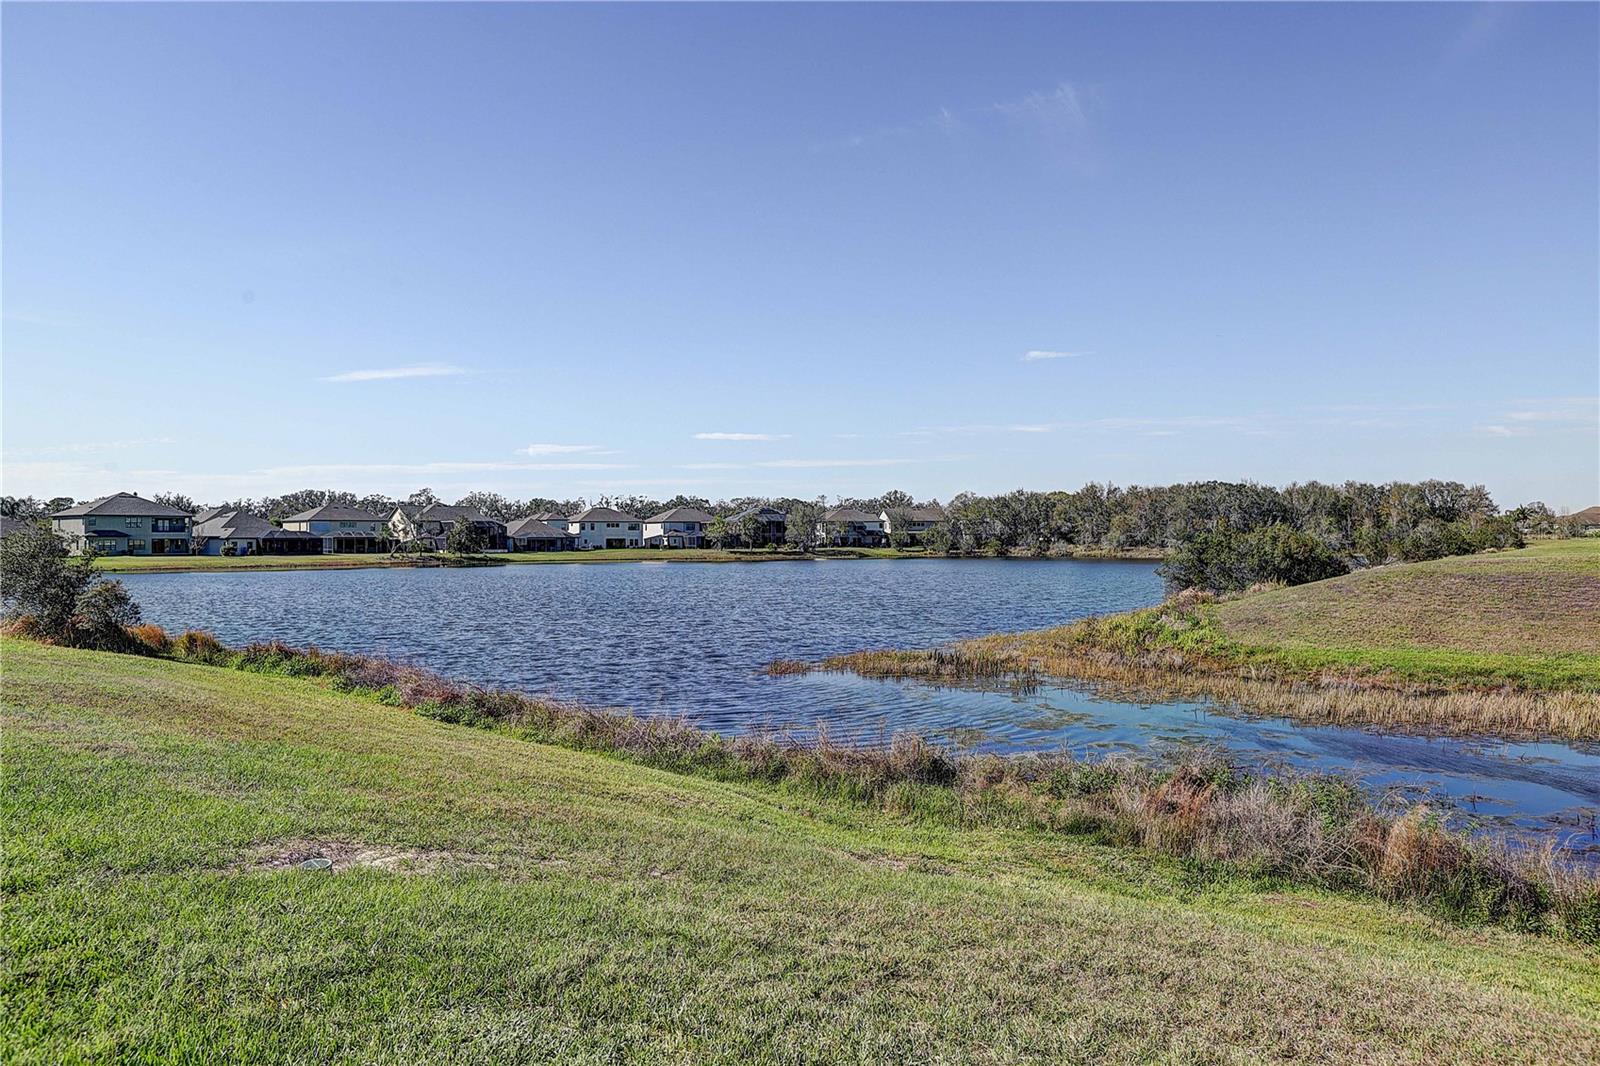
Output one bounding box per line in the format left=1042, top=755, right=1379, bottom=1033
left=1208, top=538, right=1600, bottom=688
left=3, top=639, right=1597, bottom=1063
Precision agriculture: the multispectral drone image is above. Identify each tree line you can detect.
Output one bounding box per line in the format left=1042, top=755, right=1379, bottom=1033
left=3, top=479, right=1590, bottom=593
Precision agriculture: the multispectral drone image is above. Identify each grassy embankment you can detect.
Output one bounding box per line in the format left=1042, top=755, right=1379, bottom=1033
left=4, top=637, right=1598, bottom=1062
left=93, top=544, right=1162, bottom=574
left=787, top=540, right=1600, bottom=740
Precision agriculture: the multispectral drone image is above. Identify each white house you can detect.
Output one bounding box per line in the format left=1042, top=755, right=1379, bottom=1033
left=567, top=506, right=642, bottom=549
left=48, top=493, right=192, bottom=556
left=642, top=506, right=714, bottom=548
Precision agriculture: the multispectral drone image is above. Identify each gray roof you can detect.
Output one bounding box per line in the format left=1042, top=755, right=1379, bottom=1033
left=0, top=515, right=32, bottom=538
left=569, top=506, right=638, bottom=522
left=727, top=505, right=787, bottom=522
left=49, top=493, right=191, bottom=519
left=822, top=507, right=879, bottom=523
left=192, top=506, right=231, bottom=525
left=529, top=511, right=568, bottom=522
left=193, top=510, right=317, bottom=541
left=895, top=504, right=947, bottom=523
left=644, top=506, right=714, bottom=524
left=417, top=503, right=500, bottom=525
left=283, top=505, right=386, bottom=523
left=505, top=518, right=573, bottom=539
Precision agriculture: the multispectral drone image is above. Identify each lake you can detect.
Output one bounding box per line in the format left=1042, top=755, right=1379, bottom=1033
left=120, top=558, right=1599, bottom=859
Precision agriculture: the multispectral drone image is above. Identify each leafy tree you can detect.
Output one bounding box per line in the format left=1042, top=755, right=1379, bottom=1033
left=704, top=516, right=729, bottom=548
left=152, top=492, right=197, bottom=515
left=736, top=511, right=768, bottom=548
left=1161, top=524, right=1349, bottom=593
left=445, top=518, right=488, bottom=555
left=0, top=524, right=141, bottom=650
left=785, top=501, right=824, bottom=552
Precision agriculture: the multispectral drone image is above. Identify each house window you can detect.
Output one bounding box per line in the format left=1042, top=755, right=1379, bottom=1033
left=606, top=522, right=618, bottom=528
left=130, top=539, right=147, bottom=552
left=128, top=517, right=144, bottom=528
left=86, top=517, right=97, bottom=528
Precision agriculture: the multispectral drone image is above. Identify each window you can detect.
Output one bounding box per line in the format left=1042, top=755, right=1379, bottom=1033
left=130, top=539, right=147, bottom=552
left=86, top=517, right=97, bottom=528
left=127, top=517, right=144, bottom=528
left=606, top=522, right=618, bottom=528
left=340, top=521, right=355, bottom=529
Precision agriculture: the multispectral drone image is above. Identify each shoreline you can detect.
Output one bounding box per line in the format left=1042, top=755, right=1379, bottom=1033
left=93, top=544, right=1166, bottom=574
left=773, top=542, right=1600, bottom=743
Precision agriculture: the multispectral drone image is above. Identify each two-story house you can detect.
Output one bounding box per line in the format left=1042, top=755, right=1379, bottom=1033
left=880, top=503, right=947, bottom=545
left=48, top=493, right=192, bottom=556
left=567, top=506, right=641, bottom=549
left=388, top=503, right=507, bottom=551
left=191, top=508, right=320, bottom=556
left=642, top=506, right=714, bottom=548
left=724, top=505, right=788, bottom=547
left=280, top=505, right=388, bottom=553
left=817, top=506, right=886, bottom=547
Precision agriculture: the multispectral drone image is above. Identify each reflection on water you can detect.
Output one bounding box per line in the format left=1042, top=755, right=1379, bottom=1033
left=120, top=559, right=1597, bottom=858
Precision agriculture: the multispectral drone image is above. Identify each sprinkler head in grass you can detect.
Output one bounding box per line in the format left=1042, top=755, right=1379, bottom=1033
left=298, top=857, right=333, bottom=872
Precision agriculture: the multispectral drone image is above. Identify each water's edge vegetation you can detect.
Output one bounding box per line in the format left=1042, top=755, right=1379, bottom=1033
left=775, top=541, right=1600, bottom=742
left=10, top=628, right=1595, bottom=943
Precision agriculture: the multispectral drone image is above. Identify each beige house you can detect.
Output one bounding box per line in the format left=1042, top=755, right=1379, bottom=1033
left=280, top=505, right=388, bottom=553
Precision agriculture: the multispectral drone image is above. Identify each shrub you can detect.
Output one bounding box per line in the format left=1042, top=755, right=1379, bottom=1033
left=0, top=523, right=98, bottom=639
left=65, top=581, right=143, bottom=652
left=1162, top=524, right=1349, bottom=593
left=172, top=629, right=232, bottom=665
left=126, top=624, right=172, bottom=655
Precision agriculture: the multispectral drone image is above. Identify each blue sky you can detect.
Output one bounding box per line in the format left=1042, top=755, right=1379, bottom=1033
left=3, top=3, right=1596, bottom=510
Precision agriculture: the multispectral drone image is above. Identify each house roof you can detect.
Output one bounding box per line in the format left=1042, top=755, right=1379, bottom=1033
left=283, top=505, right=386, bottom=523
left=727, top=505, right=787, bottom=522
left=644, top=506, right=714, bottom=524
left=49, top=493, right=191, bottom=519
left=0, top=515, right=31, bottom=538
left=569, top=506, right=638, bottom=522
left=192, top=506, right=232, bottom=525
left=529, top=511, right=568, bottom=522
left=893, top=504, right=947, bottom=523
left=505, top=518, right=572, bottom=539
left=822, top=507, right=879, bottom=523
left=416, top=503, right=500, bottom=525
left=1567, top=506, right=1600, bottom=525
left=194, top=511, right=318, bottom=541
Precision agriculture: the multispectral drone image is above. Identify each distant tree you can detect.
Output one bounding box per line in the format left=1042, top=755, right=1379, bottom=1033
left=456, top=492, right=512, bottom=520
left=736, top=510, right=767, bottom=548
left=921, top=524, right=954, bottom=555
left=879, top=489, right=914, bottom=512
left=705, top=516, right=730, bottom=548
left=445, top=518, right=488, bottom=555
left=407, top=487, right=439, bottom=509
left=152, top=492, right=197, bottom=515
left=885, top=509, right=914, bottom=550
left=1161, top=524, right=1349, bottom=594
left=785, top=501, right=824, bottom=552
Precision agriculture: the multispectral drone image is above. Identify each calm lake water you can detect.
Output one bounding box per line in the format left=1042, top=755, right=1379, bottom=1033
left=120, top=559, right=1599, bottom=858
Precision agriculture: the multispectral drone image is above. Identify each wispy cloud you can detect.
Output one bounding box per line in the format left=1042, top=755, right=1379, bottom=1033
left=322, top=364, right=467, bottom=383
left=1477, top=397, right=1597, bottom=439
left=826, top=81, right=1101, bottom=168
left=5, top=436, right=179, bottom=458
left=692, top=432, right=791, bottom=442
left=520, top=443, right=609, bottom=456
left=1479, top=424, right=1525, bottom=439
left=1022, top=349, right=1086, bottom=362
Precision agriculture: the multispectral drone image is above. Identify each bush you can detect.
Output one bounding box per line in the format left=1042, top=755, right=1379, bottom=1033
left=126, top=624, right=173, bottom=655
left=172, top=629, right=232, bottom=665
left=1162, top=523, right=1349, bottom=593
left=0, top=523, right=144, bottom=650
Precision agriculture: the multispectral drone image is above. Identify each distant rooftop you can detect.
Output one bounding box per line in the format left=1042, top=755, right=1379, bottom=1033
left=49, top=493, right=191, bottom=519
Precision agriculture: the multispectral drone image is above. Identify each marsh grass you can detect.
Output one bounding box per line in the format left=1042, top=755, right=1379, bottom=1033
left=102, top=624, right=1600, bottom=942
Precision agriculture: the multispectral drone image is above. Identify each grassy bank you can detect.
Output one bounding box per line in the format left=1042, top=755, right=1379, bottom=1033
left=3, top=639, right=1597, bottom=1062
left=93, top=545, right=1164, bottom=574
left=791, top=540, right=1600, bottom=740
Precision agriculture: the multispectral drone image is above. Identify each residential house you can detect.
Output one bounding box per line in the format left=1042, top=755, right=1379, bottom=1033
left=191, top=509, right=320, bottom=555
left=880, top=503, right=947, bottom=545
left=817, top=506, right=886, bottom=547
left=281, top=505, right=388, bottom=553
left=48, top=493, right=192, bottom=555
left=642, top=506, right=714, bottom=548
left=724, top=505, right=788, bottom=547
left=504, top=517, right=576, bottom=551
left=567, top=506, right=642, bottom=549
left=388, top=503, right=507, bottom=551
